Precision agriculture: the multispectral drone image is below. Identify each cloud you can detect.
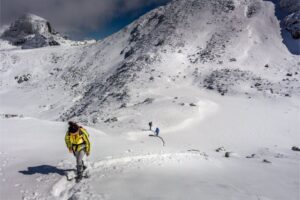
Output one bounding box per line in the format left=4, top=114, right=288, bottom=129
left=1, top=0, right=170, bottom=36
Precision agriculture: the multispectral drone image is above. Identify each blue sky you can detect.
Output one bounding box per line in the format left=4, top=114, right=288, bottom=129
left=82, top=2, right=169, bottom=40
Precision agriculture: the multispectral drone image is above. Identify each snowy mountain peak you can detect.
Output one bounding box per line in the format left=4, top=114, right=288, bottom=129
left=58, top=0, right=300, bottom=124
left=22, top=13, right=46, bottom=20
left=15, top=13, right=53, bottom=34
left=0, top=13, right=67, bottom=49
left=0, top=0, right=299, bottom=127
left=19, top=13, right=48, bottom=23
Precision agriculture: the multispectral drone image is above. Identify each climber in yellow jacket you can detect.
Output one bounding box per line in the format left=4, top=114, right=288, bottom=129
left=65, top=121, right=90, bottom=179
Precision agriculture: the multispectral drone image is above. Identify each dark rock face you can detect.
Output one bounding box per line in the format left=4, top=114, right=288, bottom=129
left=291, top=146, right=300, bottom=151
left=225, top=152, right=231, bottom=157
left=262, top=159, right=272, bottom=163
left=280, top=0, right=300, bottom=40
left=1, top=13, right=62, bottom=49
left=280, top=0, right=300, bottom=13
left=216, top=147, right=226, bottom=152
left=14, top=74, right=31, bottom=84
left=104, top=117, right=118, bottom=123
left=201, top=68, right=298, bottom=97
left=49, top=40, right=60, bottom=46
left=142, top=98, right=155, bottom=104
left=0, top=114, right=24, bottom=119
left=124, top=48, right=135, bottom=59
left=246, top=154, right=256, bottom=158
left=246, top=1, right=261, bottom=18
left=283, top=11, right=300, bottom=39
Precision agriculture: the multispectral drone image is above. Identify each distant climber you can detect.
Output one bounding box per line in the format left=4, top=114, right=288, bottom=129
left=155, top=127, right=160, bottom=136
left=148, top=121, right=153, bottom=130
left=149, top=127, right=165, bottom=146
left=65, top=121, right=90, bottom=182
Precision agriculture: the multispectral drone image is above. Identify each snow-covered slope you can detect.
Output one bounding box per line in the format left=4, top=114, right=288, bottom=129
left=1, top=94, right=299, bottom=199
left=0, top=0, right=299, bottom=128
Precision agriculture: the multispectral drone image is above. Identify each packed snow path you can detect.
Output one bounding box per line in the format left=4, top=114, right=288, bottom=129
left=18, top=149, right=300, bottom=200
left=51, top=152, right=209, bottom=200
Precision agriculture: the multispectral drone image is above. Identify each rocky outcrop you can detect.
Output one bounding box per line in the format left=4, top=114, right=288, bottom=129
left=280, top=0, right=300, bottom=39
left=1, top=13, right=64, bottom=49
left=283, top=11, right=300, bottom=39
left=280, top=0, right=300, bottom=13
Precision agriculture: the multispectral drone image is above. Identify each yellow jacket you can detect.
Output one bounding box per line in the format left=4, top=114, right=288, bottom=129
left=65, top=128, right=90, bottom=153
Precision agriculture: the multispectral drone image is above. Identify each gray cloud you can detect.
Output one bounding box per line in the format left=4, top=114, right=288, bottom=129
left=1, top=0, right=169, bottom=36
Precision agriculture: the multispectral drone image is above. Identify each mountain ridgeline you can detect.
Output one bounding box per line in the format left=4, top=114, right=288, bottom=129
left=0, top=0, right=299, bottom=126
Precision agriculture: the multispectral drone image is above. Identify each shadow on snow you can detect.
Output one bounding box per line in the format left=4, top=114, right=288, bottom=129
left=19, top=165, right=74, bottom=176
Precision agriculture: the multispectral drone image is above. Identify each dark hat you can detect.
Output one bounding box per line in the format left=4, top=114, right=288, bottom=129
left=68, top=121, right=79, bottom=133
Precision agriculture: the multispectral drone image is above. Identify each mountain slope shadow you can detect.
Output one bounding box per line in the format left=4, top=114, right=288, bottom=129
left=266, top=0, right=300, bottom=55
left=19, top=165, right=74, bottom=176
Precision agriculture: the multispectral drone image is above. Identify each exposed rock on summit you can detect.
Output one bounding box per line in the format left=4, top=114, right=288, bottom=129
left=1, top=13, right=64, bottom=49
